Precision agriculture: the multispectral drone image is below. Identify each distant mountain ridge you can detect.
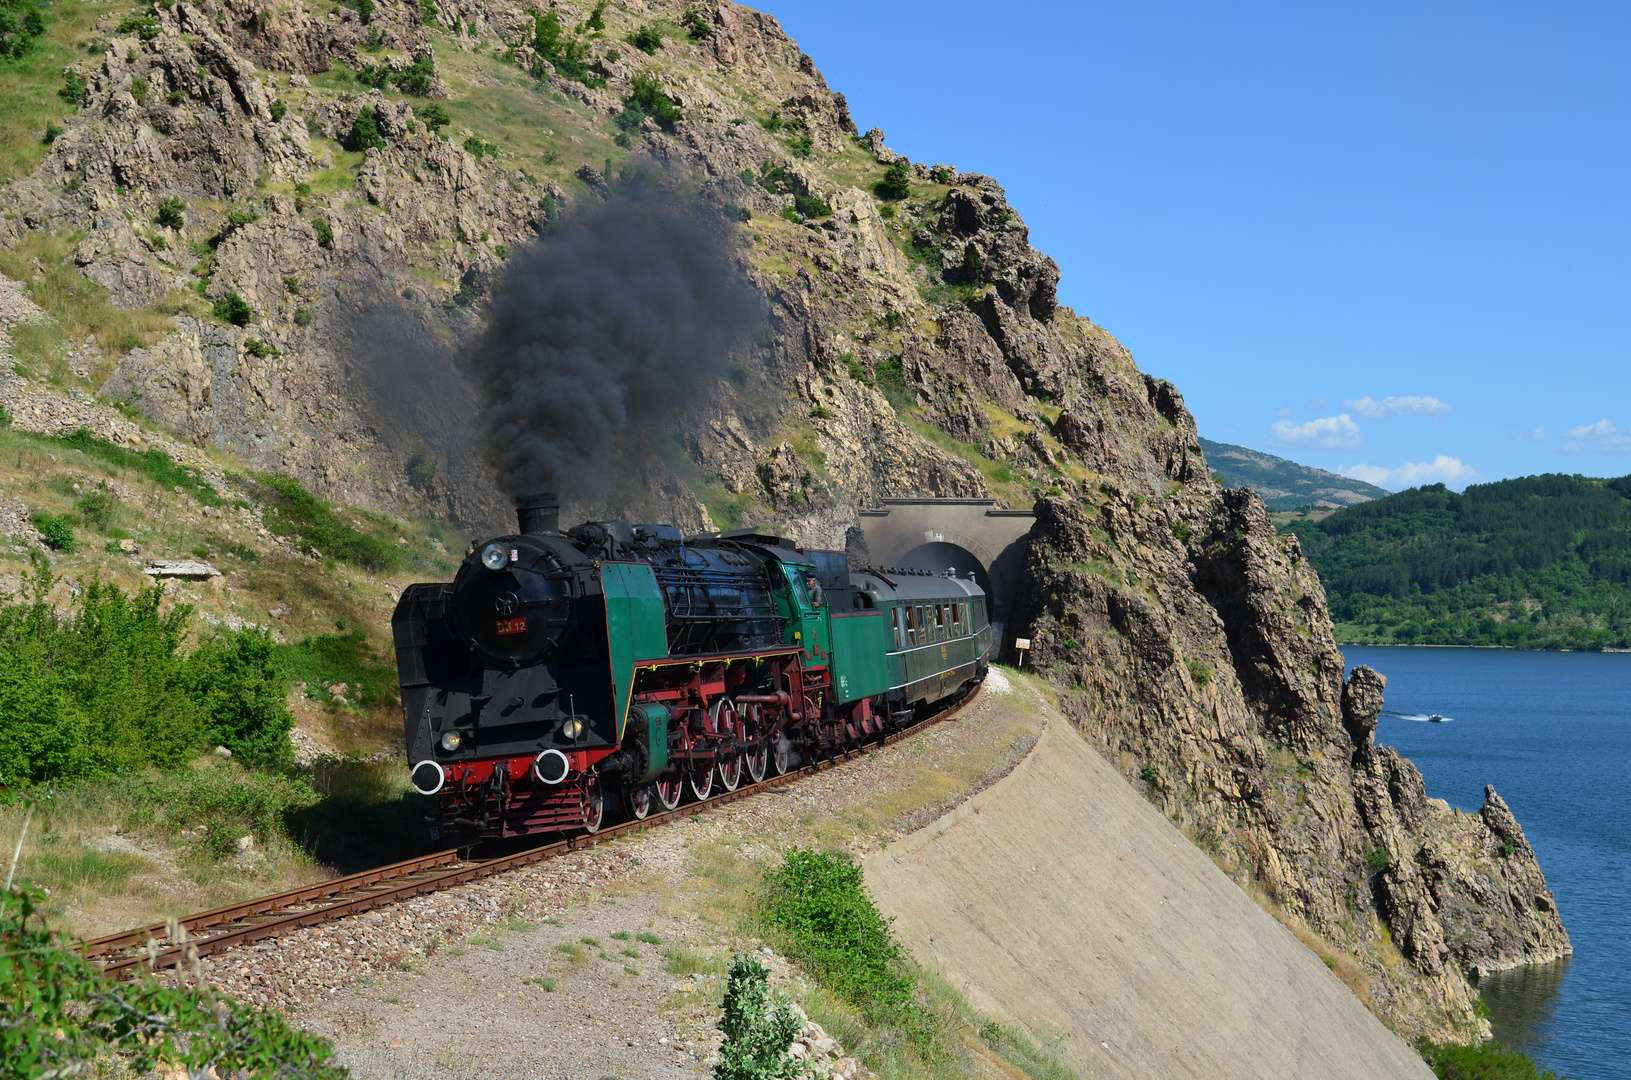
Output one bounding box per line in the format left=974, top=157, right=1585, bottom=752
left=1200, top=437, right=1388, bottom=509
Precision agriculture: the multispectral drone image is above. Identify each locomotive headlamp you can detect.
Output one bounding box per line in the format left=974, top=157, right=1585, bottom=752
left=440, top=730, right=464, bottom=751
left=480, top=543, right=509, bottom=571
left=561, top=717, right=585, bottom=740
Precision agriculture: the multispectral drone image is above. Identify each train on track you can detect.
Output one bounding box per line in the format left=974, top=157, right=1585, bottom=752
left=392, top=493, right=991, bottom=842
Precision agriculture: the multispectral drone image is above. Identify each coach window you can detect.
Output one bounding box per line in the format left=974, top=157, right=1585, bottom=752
left=938, top=604, right=948, bottom=641
left=891, top=606, right=902, bottom=649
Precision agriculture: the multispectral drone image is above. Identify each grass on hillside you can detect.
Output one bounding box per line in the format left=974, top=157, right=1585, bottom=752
left=0, top=230, right=176, bottom=386
left=0, top=0, right=132, bottom=183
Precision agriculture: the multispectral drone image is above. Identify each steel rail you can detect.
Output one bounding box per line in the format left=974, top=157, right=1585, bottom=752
left=84, top=682, right=979, bottom=979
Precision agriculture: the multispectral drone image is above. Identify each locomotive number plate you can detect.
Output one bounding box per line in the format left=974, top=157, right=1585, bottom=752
left=494, top=617, right=528, bottom=635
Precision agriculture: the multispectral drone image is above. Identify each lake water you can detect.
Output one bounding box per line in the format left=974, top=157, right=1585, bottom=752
left=1343, top=646, right=1631, bottom=1080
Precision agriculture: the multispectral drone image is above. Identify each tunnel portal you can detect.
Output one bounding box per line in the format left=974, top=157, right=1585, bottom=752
left=853, top=498, right=1036, bottom=660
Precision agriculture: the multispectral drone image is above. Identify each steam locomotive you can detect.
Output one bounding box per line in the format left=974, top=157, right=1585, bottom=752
left=391, top=494, right=991, bottom=841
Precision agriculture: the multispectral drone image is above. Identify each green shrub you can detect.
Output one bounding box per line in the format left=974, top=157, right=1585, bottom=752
left=115, top=14, right=160, bottom=40
left=244, top=338, right=277, bottom=358
left=30, top=512, right=75, bottom=551
left=59, top=69, right=87, bottom=104
left=1185, top=658, right=1212, bottom=686
left=873, top=356, right=913, bottom=409
left=761, top=848, right=938, bottom=1054
left=155, top=195, right=186, bottom=229
left=0, top=888, right=343, bottom=1078
left=585, top=1, right=606, bottom=30
left=355, top=61, right=391, bottom=89
left=0, top=0, right=43, bottom=57
left=348, top=106, right=386, bottom=151
left=251, top=472, right=401, bottom=571
left=787, top=134, right=813, bottom=158
left=875, top=159, right=911, bottom=201
left=761, top=110, right=782, bottom=133
left=626, top=23, right=662, bottom=54
left=270, top=98, right=287, bottom=121
left=1417, top=1039, right=1562, bottom=1080
left=311, top=217, right=334, bottom=247
left=74, top=485, right=118, bottom=531
left=1139, top=763, right=1159, bottom=784
left=224, top=208, right=260, bottom=228
left=129, top=76, right=148, bottom=104
left=294, top=306, right=312, bottom=326
left=392, top=55, right=436, bottom=95
left=187, top=630, right=294, bottom=769
left=682, top=7, right=711, bottom=40
left=0, top=568, right=293, bottom=784
left=416, top=102, right=451, bottom=131
left=623, top=72, right=681, bottom=131
left=715, top=954, right=801, bottom=1080
left=340, top=0, right=373, bottom=23
left=212, top=292, right=252, bottom=326
left=419, top=0, right=437, bottom=23
left=1364, top=843, right=1392, bottom=871
left=793, top=192, right=830, bottom=218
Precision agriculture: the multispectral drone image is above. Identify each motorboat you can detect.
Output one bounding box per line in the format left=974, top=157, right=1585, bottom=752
left=1428, top=713, right=1445, bottom=723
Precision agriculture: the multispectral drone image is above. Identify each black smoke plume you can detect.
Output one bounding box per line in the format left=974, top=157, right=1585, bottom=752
left=471, top=196, right=760, bottom=501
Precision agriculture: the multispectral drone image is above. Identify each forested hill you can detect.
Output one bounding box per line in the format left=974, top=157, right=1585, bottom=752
left=1284, top=474, right=1631, bottom=649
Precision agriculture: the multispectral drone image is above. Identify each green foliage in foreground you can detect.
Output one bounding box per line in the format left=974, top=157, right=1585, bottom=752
left=249, top=472, right=402, bottom=571
left=1, top=888, right=343, bottom=1079
left=0, top=563, right=293, bottom=785
left=715, top=954, right=801, bottom=1080
left=760, top=848, right=938, bottom=1055
left=1286, top=474, right=1631, bottom=649
left=1418, top=1039, right=1564, bottom=1079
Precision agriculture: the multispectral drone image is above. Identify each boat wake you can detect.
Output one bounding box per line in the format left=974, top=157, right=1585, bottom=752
left=1383, top=711, right=1455, bottom=723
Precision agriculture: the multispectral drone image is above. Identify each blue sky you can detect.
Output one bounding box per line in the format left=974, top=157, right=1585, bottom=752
left=758, top=0, right=1631, bottom=491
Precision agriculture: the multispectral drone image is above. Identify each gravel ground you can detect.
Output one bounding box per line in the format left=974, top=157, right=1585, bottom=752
left=148, top=683, right=1036, bottom=1079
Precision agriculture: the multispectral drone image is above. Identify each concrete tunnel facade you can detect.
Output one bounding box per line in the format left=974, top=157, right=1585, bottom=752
left=852, top=498, right=1035, bottom=659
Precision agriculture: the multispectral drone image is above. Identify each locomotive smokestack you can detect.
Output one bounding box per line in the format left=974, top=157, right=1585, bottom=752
left=515, top=493, right=559, bottom=535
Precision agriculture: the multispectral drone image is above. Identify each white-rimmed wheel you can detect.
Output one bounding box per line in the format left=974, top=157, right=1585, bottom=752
left=655, top=774, right=683, bottom=810
left=629, top=783, right=655, bottom=820
left=771, top=734, right=795, bottom=776
left=713, top=699, right=743, bottom=792
left=687, top=758, right=714, bottom=801
left=742, top=703, right=768, bottom=784
left=582, top=777, right=604, bottom=833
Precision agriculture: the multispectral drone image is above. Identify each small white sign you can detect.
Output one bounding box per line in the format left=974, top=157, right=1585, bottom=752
left=1014, top=637, right=1032, bottom=649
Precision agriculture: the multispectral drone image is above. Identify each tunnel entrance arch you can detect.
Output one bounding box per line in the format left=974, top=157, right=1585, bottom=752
left=853, top=499, right=1035, bottom=659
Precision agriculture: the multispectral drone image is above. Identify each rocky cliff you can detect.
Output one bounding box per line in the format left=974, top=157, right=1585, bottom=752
left=0, top=0, right=1567, bottom=1043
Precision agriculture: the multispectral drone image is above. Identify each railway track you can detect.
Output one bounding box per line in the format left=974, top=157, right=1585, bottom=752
left=81, top=684, right=981, bottom=978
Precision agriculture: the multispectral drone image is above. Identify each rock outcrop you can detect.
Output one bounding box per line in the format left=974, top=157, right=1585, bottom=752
left=1009, top=479, right=1570, bottom=1038
left=0, top=0, right=1566, bottom=1043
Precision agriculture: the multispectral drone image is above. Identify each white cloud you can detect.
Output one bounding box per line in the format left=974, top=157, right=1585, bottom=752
left=1340, top=456, right=1480, bottom=491
left=1561, top=419, right=1631, bottom=453
left=1345, top=395, right=1452, bottom=418
left=1532, top=426, right=1546, bottom=441
left=1269, top=413, right=1362, bottom=449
